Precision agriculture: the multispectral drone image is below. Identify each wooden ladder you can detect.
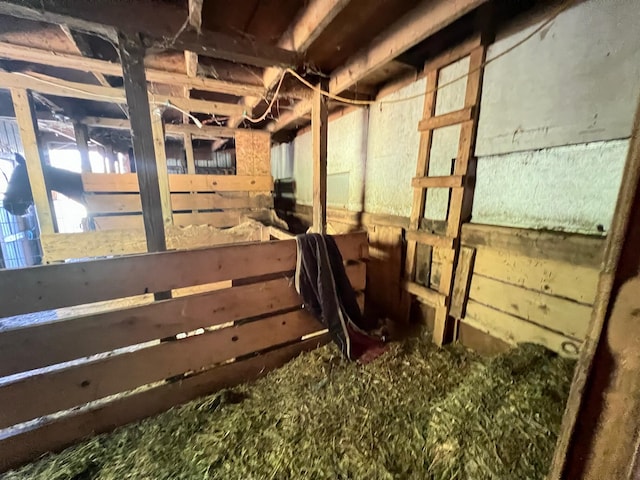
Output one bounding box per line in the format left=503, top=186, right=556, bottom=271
left=403, top=37, right=487, bottom=346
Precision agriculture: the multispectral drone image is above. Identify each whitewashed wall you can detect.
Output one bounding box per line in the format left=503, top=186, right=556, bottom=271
left=271, top=0, right=638, bottom=235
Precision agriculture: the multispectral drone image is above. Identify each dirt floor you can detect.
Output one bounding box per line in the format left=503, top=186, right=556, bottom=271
left=1, top=333, right=575, bottom=480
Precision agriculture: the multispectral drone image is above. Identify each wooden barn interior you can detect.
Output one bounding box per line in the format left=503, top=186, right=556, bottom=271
left=0, top=0, right=639, bottom=478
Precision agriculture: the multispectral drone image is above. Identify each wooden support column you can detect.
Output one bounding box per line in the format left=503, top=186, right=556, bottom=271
left=183, top=133, right=196, bottom=174
left=10, top=88, right=55, bottom=234
left=149, top=109, right=173, bottom=226
left=548, top=90, right=640, bottom=479
left=312, top=79, right=328, bottom=234
left=117, top=33, right=166, bottom=253
left=72, top=121, right=92, bottom=173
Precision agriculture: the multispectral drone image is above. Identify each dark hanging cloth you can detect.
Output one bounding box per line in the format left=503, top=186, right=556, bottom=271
left=294, top=233, right=386, bottom=361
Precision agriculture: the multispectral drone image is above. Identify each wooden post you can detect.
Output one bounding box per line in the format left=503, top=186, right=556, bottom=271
left=548, top=89, right=640, bottom=479
left=117, top=33, right=166, bottom=253
left=149, top=109, right=173, bottom=226
left=10, top=88, right=55, bottom=234
left=73, top=121, right=92, bottom=173
left=183, top=132, right=196, bottom=174
left=312, top=79, right=328, bottom=234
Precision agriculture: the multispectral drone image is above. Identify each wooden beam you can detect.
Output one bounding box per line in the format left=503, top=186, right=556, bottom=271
left=312, top=79, right=328, bottom=234
left=0, top=71, right=244, bottom=115
left=418, top=107, right=475, bottom=131
left=118, top=33, right=166, bottom=253
left=0, top=1, right=299, bottom=68
left=72, top=121, right=92, bottom=173
left=81, top=117, right=242, bottom=139
left=228, top=0, right=350, bottom=127
left=184, top=51, right=198, bottom=78
left=183, top=133, right=196, bottom=174
left=270, top=0, right=487, bottom=132
left=411, top=175, right=464, bottom=188
left=150, top=109, right=173, bottom=226
left=184, top=0, right=202, bottom=80
left=0, top=41, right=265, bottom=96
left=9, top=88, right=55, bottom=234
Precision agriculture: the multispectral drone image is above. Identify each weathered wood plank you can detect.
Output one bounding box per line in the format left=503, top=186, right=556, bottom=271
left=0, top=263, right=365, bottom=377
left=0, top=309, right=323, bottom=429
left=403, top=280, right=446, bottom=308
left=462, top=223, right=605, bottom=269
left=169, top=174, right=274, bottom=192
left=473, top=247, right=600, bottom=304
left=173, top=211, right=244, bottom=228
left=1, top=232, right=367, bottom=317
left=463, top=300, right=582, bottom=358
left=312, top=79, right=328, bottom=233
left=450, top=246, right=475, bottom=319
left=149, top=110, right=173, bottom=226
left=418, top=106, right=474, bottom=131
left=118, top=34, right=166, bottom=253
left=412, top=175, right=463, bottom=188
left=10, top=88, right=55, bottom=234
left=171, top=192, right=273, bottom=211
left=468, top=274, right=593, bottom=339
left=405, top=230, right=454, bottom=248
left=0, top=334, right=328, bottom=473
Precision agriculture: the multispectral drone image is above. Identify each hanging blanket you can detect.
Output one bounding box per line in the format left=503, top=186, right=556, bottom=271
left=294, top=233, right=387, bottom=362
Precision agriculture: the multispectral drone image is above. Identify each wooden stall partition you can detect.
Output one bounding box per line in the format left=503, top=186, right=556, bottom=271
left=0, top=232, right=368, bottom=472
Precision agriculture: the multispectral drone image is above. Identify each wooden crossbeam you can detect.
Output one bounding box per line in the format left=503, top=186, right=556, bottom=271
left=418, top=106, right=475, bottom=131
left=81, top=117, right=241, bottom=139
left=411, top=175, right=464, bottom=188
left=403, top=281, right=447, bottom=308
left=0, top=1, right=299, bottom=68
left=405, top=230, right=454, bottom=248
left=228, top=0, right=351, bottom=127
left=269, top=0, right=488, bottom=132
left=0, top=42, right=265, bottom=97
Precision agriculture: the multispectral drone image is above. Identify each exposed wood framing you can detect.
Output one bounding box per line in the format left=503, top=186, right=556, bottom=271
left=9, top=88, right=55, bottom=234
left=312, top=79, right=328, bottom=234
left=149, top=108, right=173, bottom=226
left=183, top=133, right=196, bottom=174
left=269, top=0, right=488, bottom=132
left=117, top=33, right=166, bottom=253
left=184, top=0, right=202, bottom=80
left=228, top=0, right=351, bottom=127
left=0, top=71, right=243, bottom=116
left=81, top=117, right=241, bottom=139
left=0, top=1, right=299, bottom=68
left=72, top=121, right=92, bottom=173
left=0, top=42, right=265, bottom=97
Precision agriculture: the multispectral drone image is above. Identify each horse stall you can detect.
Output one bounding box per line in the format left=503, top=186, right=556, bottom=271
left=0, top=0, right=640, bottom=479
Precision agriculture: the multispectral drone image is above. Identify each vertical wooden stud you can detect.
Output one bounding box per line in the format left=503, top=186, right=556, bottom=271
left=150, top=109, right=173, bottom=226
left=73, top=121, right=92, bottom=173
left=183, top=132, right=196, bottom=174
left=10, top=88, right=55, bottom=234
left=312, top=79, right=328, bottom=234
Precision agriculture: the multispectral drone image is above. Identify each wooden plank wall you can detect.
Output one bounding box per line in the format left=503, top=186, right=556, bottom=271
left=280, top=204, right=605, bottom=358
left=0, top=232, right=368, bottom=472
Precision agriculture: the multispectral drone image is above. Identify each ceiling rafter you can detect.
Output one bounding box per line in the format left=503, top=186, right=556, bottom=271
left=0, top=0, right=300, bottom=68
left=268, top=0, right=488, bottom=133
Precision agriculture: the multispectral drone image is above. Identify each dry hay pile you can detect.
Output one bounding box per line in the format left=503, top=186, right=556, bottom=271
left=2, top=336, right=574, bottom=480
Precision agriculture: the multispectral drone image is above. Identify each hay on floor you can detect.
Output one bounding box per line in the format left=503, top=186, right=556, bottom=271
left=1, top=334, right=574, bottom=480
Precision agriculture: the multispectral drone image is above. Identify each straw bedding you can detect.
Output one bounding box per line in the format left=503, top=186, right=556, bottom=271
left=1, top=334, right=574, bottom=480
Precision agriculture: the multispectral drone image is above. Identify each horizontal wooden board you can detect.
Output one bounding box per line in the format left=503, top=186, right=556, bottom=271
left=403, top=280, right=446, bottom=307
left=93, top=214, right=143, bottom=230
left=412, top=175, right=463, bottom=188
left=40, top=224, right=266, bottom=262
left=461, top=223, right=605, bottom=269
left=82, top=174, right=275, bottom=194
left=173, top=211, right=242, bottom=228
left=406, top=230, right=454, bottom=248
left=171, top=192, right=273, bottom=211
left=2, top=232, right=368, bottom=317
left=463, top=300, right=582, bottom=358
left=473, top=246, right=600, bottom=304
left=0, top=334, right=329, bottom=473
left=0, top=263, right=365, bottom=377
left=0, top=309, right=323, bottom=429
left=85, top=194, right=141, bottom=214
left=468, top=274, right=593, bottom=339
left=418, top=106, right=474, bottom=130
left=169, top=174, right=274, bottom=193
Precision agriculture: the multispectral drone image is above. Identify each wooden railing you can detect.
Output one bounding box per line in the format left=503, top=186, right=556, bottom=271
left=0, top=232, right=368, bottom=472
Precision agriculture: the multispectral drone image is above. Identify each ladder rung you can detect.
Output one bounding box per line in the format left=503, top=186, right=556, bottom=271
left=412, top=175, right=463, bottom=189
left=403, top=281, right=447, bottom=307
left=418, top=106, right=474, bottom=131
left=406, top=230, right=454, bottom=248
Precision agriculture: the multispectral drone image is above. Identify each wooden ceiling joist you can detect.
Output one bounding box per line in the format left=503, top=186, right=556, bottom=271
left=228, top=0, right=351, bottom=128
left=269, top=0, right=488, bottom=132
left=0, top=42, right=265, bottom=98
left=0, top=70, right=244, bottom=116
left=0, top=0, right=299, bottom=68
left=82, top=116, right=245, bottom=139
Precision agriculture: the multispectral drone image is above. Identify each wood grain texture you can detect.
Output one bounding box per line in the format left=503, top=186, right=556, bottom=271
left=235, top=130, right=271, bottom=176
left=1, top=232, right=367, bottom=317
left=0, top=335, right=329, bottom=473
left=312, top=78, right=328, bottom=233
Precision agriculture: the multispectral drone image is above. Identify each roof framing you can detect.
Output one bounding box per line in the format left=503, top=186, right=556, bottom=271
left=0, top=0, right=299, bottom=68
left=269, top=0, right=488, bottom=132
